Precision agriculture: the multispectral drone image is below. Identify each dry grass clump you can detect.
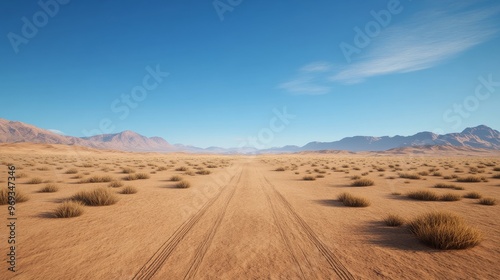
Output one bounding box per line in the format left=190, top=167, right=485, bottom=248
left=175, top=166, right=188, bottom=171
left=456, top=176, right=482, bottom=183
left=337, top=192, right=370, bottom=207
left=351, top=178, right=374, bottom=187
left=120, top=186, right=138, bottom=194
left=64, top=168, right=78, bottom=174
left=27, top=177, right=43, bottom=184
left=122, top=167, right=136, bottom=174
left=16, top=172, right=28, bottom=178
left=53, top=201, right=84, bottom=218
left=463, top=192, right=482, bottom=199
left=196, top=170, right=211, bottom=175
left=492, top=174, right=500, bottom=179
left=391, top=192, right=402, bottom=196
left=39, top=184, right=59, bottom=193
left=433, top=183, right=464, bottom=190
left=108, top=180, right=124, bottom=188
left=123, top=173, right=150, bottom=180
left=157, top=166, right=168, bottom=171
left=408, top=211, right=482, bottom=249
left=275, top=167, right=286, bottom=171
left=407, top=190, right=440, bottom=201
left=440, top=193, right=462, bottom=202
left=79, top=175, right=113, bottom=183
left=302, top=176, right=316, bottom=181
left=71, top=188, right=118, bottom=206
left=478, top=198, right=497, bottom=206
left=384, top=214, right=405, bottom=227
left=170, top=175, right=182, bottom=181
left=0, top=188, right=30, bottom=205
left=175, top=180, right=191, bottom=189
left=399, top=173, right=421, bottom=180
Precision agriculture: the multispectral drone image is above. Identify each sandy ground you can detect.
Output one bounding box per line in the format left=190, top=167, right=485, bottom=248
left=0, top=143, right=499, bottom=279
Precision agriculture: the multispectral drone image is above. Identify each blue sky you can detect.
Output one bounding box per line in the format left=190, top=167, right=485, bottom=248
left=1, top=0, right=499, bottom=148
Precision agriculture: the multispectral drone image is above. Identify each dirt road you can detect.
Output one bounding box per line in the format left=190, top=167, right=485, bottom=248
left=133, top=161, right=354, bottom=279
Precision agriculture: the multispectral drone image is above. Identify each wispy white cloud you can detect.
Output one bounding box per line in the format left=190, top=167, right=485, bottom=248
left=48, top=129, right=65, bottom=135
left=331, top=4, right=500, bottom=83
left=279, top=3, right=500, bottom=93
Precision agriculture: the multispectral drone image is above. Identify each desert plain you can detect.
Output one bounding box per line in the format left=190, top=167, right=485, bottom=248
left=0, top=143, right=499, bottom=280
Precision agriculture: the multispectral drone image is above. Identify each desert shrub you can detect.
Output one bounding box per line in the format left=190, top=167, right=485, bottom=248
left=196, top=170, right=211, bottom=175
left=351, top=178, right=374, bottom=186
left=53, top=201, right=84, bottom=218
left=175, top=166, right=188, bottom=171
left=440, top=193, right=461, bottom=201
left=433, top=183, right=464, bottom=190
left=79, top=175, right=113, bottom=183
left=157, top=166, right=168, bottom=171
left=418, top=171, right=429, bottom=176
left=492, top=174, right=500, bottom=179
left=391, top=192, right=402, bottom=196
left=384, top=214, right=405, bottom=227
left=175, top=180, right=191, bottom=188
left=316, top=174, right=324, bottom=178
left=478, top=198, right=497, bottom=206
left=408, top=211, right=482, bottom=249
left=27, top=177, right=43, bottom=184
left=135, top=173, right=150, bottom=179
left=122, top=167, right=135, bottom=174
left=338, top=192, right=370, bottom=207
left=302, top=176, right=316, bottom=181
left=0, top=188, right=30, bottom=205
left=71, top=188, right=118, bottom=206
left=39, top=184, right=59, bottom=193
left=170, top=175, right=182, bottom=181
left=350, top=175, right=361, bottom=180
left=399, top=173, right=421, bottom=180
left=407, top=190, right=440, bottom=201
left=433, top=172, right=442, bottom=177
left=493, top=167, right=500, bottom=172
left=275, top=167, right=286, bottom=171
left=463, top=192, right=482, bottom=199
left=120, top=186, right=138, bottom=194
left=456, top=176, right=482, bottom=183
left=108, top=180, right=124, bottom=188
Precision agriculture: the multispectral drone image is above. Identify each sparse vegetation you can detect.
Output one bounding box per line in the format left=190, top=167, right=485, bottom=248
left=52, top=201, right=84, bottom=218
left=456, top=176, right=482, bottom=183
left=27, top=177, right=43, bottom=184
left=0, top=188, right=30, bottom=205
left=440, top=193, right=461, bottom=202
left=39, top=184, right=59, bottom=193
left=433, top=183, right=464, bottom=190
left=275, top=167, right=286, bottom=171
left=175, top=180, right=191, bottom=188
left=196, top=169, right=211, bottom=175
left=399, top=173, right=421, bottom=180
left=384, top=214, right=405, bottom=227
left=122, top=167, right=136, bottom=174
left=302, top=176, right=316, bottom=181
left=170, top=175, right=182, bottom=181
left=407, top=190, right=440, bottom=201
left=120, top=186, right=138, bottom=194
left=463, top=192, right=482, bottom=199
left=351, top=178, right=374, bottom=187
left=79, top=175, right=113, bottom=183
left=108, top=180, right=124, bottom=188
left=175, top=166, right=188, bottom=171
left=337, top=192, right=370, bottom=207
left=71, top=188, right=118, bottom=206
left=478, top=198, right=497, bottom=206
left=408, top=211, right=482, bottom=249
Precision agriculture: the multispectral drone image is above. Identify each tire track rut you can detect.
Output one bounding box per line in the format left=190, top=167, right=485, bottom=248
left=133, top=167, right=243, bottom=280
left=260, top=174, right=355, bottom=280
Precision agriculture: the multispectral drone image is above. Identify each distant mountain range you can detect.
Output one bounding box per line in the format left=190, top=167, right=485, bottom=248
left=1, top=118, right=499, bottom=153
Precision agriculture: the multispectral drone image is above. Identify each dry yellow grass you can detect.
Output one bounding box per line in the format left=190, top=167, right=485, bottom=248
left=71, top=188, right=118, bottom=206
left=408, top=212, right=482, bottom=249
left=351, top=178, right=374, bottom=186
left=384, top=214, right=405, bottom=227
left=175, top=180, right=191, bottom=188
left=120, top=186, right=138, bottom=194
left=0, top=188, right=30, bottom=205
left=39, top=184, right=59, bottom=193
left=338, top=192, right=370, bottom=207
left=53, top=201, right=84, bottom=218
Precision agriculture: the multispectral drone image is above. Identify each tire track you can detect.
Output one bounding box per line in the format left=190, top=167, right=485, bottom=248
left=182, top=168, right=243, bottom=279
left=261, top=175, right=355, bottom=280
left=132, top=168, right=243, bottom=280
left=259, top=175, right=309, bottom=280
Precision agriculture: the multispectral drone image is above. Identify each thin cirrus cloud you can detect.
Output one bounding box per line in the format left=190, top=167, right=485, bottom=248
left=279, top=3, right=500, bottom=93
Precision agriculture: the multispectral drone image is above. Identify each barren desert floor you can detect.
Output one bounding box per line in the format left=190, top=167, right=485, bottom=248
left=0, top=143, right=499, bottom=279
